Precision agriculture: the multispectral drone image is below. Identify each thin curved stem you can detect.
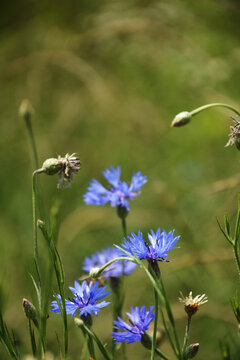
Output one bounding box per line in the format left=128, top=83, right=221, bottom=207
left=151, top=288, right=158, bottom=360
left=155, top=348, right=170, bottom=360
left=32, top=171, right=42, bottom=290
left=190, top=103, right=240, bottom=117
left=182, top=315, right=192, bottom=359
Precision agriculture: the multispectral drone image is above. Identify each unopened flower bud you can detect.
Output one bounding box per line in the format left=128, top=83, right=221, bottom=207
left=89, top=267, right=101, bottom=278
left=117, top=205, right=129, bottom=219
left=171, top=111, right=192, bottom=127
left=37, top=219, right=44, bottom=229
left=74, top=317, right=84, bottom=328
left=184, top=343, right=199, bottom=359
left=140, top=332, right=152, bottom=350
left=81, top=313, right=93, bottom=328
left=23, top=298, right=37, bottom=322
left=19, top=99, right=34, bottom=122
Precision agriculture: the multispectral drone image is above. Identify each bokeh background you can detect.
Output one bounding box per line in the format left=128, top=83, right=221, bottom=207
left=1, top=0, right=240, bottom=358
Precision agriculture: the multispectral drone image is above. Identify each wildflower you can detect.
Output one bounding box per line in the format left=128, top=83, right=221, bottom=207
left=37, top=153, right=81, bottom=188
left=83, top=166, right=147, bottom=212
left=50, top=280, right=111, bottom=318
left=83, top=247, right=137, bottom=279
left=121, top=228, right=180, bottom=263
left=112, top=305, right=154, bottom=344
left=179, top=291, right=208, bottom=316
left=225, top=118, right=240, bottom=150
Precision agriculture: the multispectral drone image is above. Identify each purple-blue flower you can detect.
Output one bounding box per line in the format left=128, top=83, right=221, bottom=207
left=83, top=247, right=137, bottom=279
left=112, top=305, right=154, bottom=344
left=121, top=228, right=180, bottom=262
left=83, top=166, right=147, bottom=211
left=50, top=280, right=111, bottom=318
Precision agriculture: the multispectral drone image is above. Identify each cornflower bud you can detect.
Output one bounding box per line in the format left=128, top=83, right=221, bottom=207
left=171, top=111, right=192, bottom=127
left=19, top=99, right=34, bottom=123
left=184, top=343, right=199, bottom=359
left=22, top=298, right=38, bottom=327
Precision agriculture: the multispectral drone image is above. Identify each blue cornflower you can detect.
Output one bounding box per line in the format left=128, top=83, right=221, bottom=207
left=50, top=280, right=111, bottom=318
left=121, top=228, right=180, bottom=262
left=83, top=247, right=137, bottom=279
left=112, top=305, right=154, bottom=344
left=83, top=166, right=147, bottom=211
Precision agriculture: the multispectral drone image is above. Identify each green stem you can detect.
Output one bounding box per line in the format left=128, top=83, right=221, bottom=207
left=93, top=256, right=135, bottom=278
left=32, top=171, right=42, bottom=293
left=25, top=115, right=39, bottom=169
left=87, top=333, right=95, bottom=359
left=151, top=289, right=158, bottom=360
left=121, top=217, right=127, bottom=238
left=190, top=103, right=240, bottom=117
left=182, top=315, right=192, bottom=359
left=81, top=324, right=112, bottom=360
left=233, top=243, right=240, bottom=279
left=155, top=348, right=170, bottom=360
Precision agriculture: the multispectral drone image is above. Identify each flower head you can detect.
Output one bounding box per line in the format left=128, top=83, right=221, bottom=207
left=50, top=280, right=111, bottom=318
left=38, top=153, right=81, bottom=188
left=83, top=247, right=137, bottom=279
left=112, top=305, right=154, bottom=344
left=83, top=166, right=147, bottom=211
left=179, top=291, right=208, bottom=316
left=120, top=228, right=180, bottom=263
left=225, top=118, right=240, bottom=150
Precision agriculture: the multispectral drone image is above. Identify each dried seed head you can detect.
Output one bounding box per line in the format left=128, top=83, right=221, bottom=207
left=171, top=111, right=192, bottom=127
left=179, top=291, right=208, bottom=316
left=225, top=118, right=240, bottom=150
left=37, top=153, right=82, bottom=188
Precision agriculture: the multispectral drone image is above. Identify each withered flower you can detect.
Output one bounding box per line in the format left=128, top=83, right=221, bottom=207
left=179, top=291, right=208, bottom=316
left=225, top=118, right=240, bottom=150
left=37, top=153, right=81, bottom=188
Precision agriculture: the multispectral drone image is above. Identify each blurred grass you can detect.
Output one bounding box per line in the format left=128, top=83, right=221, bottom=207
left=1, top=0, right=240, bottom=358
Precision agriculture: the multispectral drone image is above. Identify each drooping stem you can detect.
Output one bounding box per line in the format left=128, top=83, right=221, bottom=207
left=151, top=288, right=158, bottom=360
left=182, top=315, right=192, bottom=359
left=25, top=114, right=39, bottom=169
left=190, top=103, right=240, bottom=117
left=32, top=171, right=42, bottom=291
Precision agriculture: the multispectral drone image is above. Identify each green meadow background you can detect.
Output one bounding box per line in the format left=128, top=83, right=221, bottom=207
left=0, top=0, right=240, bottom=358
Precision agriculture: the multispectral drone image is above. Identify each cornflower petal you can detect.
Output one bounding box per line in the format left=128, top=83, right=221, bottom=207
left=120, top=228, right=180, bottom=262
left=112, top=306, right=154, bottom=344
left=83, top=166, right=147, bottom=211
left=50, top=280, right=111, bottom=318
left=83, top=247, right=136, bottom=279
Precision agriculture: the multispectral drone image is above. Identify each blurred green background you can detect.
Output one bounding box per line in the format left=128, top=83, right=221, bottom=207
left=1, top=0, right=240, bottom=358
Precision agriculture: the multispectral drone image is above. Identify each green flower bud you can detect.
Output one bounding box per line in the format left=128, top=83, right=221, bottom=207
left=74, top=317, right=84, bottom=328
left=140, top=332, right=152, bottom=350
left=41, top=158, right=62, bottom=175
left=184, top=343, right=199, bottom=359
left=171, top=111, right=192, bottom=127
left=23, top=298, right=37, bottom=323
left=19, top=99, right=34, bottom=123
left=117, top=205, right=129, bottom=219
